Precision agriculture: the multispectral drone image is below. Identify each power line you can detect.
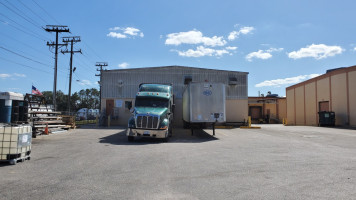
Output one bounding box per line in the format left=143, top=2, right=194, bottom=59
left=0, top=19, right=46, bottom=41
left=31, top=0, right=62, bottom=25
left=83, top=41, right=105, bottom=61
left=0, top=45, right=68, bottom=75
left=0, top=56, right=51, bottom=74
left=0, top=46, right=52, bottom=68
left=73, top=53, right=98, bottom=74
left=29, top=1, right=107, bottom=67
left=0, top=1, right=42, bottom=30
left=0, top=43, right=50, bottom=65
left=4, top=0, right=42, bottom=27
left=0, top=13, right=50, bottom=40
left=18, top=0, right=49, bottom=25
left=0, top=31, right=50, bottom=57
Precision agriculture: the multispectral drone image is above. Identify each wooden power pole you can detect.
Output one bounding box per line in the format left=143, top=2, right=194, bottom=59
left=44, top=25, right=69, bottom=111
left=61, top=36, right=81, bottom=114
left=95, top=62, right=108, bottom=112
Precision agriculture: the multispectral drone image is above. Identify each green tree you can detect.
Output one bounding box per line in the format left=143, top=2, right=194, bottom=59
left=40, top=88, right=99, bottom=112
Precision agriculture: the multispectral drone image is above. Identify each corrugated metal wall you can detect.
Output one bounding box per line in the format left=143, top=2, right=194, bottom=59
left=101, top=66, right=248, bottom=100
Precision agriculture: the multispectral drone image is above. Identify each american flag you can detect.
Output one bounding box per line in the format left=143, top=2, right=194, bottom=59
left=32, top=85, right=43, bottom=95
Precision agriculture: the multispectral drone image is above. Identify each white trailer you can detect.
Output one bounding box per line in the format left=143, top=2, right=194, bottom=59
left=182, top=82, right=226, bottom=135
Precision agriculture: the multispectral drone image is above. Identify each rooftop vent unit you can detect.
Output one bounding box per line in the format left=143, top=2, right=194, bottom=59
left=326, top=67, right=346, bottom=73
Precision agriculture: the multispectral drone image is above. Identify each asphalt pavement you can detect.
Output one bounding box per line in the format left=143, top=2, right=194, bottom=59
left=0, top=124, right=355, bottom=200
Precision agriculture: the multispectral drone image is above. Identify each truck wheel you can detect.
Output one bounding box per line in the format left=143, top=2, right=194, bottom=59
left=9, top=159, right=17, bottom=165
left=128, top=136, right=134, bottom=142
left=183, top=121, right=189, bottom=129
left=163, top=137, right=169, bottom=142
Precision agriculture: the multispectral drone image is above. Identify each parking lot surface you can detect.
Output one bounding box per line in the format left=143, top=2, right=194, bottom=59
left=0, top=124, right=355, bottom=200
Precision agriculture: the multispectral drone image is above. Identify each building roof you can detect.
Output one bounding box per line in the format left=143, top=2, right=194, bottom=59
left=102, top=65, right=248, bottom=74
left=286, top=65, right=356, bottom=91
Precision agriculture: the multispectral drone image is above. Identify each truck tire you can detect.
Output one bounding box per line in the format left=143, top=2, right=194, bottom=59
left=163, top=137, right=169, bottom=142
left=128, top=136, right=134, bottom=142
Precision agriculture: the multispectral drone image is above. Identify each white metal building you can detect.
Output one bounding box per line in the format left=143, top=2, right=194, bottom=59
left=100, top=66, right=248, bottom=126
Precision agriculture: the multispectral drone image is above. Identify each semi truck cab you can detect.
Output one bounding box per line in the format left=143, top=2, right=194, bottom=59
left=127, top=84, right=174, bottom=142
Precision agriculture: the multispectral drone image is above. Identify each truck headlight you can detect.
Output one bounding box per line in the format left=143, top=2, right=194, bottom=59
left=159, top=118, right=169, bottom=129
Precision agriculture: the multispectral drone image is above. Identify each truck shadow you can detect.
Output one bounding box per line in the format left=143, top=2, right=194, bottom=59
left=99, top=128, right=218, bottom=145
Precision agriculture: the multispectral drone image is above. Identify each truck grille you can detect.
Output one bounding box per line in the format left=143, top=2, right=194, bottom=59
left=136, top=115, right=159, bottom=129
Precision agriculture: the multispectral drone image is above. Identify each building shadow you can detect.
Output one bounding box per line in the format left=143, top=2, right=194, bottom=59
left=98, top=128, right=218, bottom=146
left=318, top=125, right=356, bottom=130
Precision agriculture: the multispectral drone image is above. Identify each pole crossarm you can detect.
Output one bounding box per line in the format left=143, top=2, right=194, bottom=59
left=44, top=25, right=70, bottom=33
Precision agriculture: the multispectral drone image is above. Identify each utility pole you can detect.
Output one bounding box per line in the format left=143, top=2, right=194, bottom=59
left=61, top=36, right=81, bottom=114
left=95, top=62, right=108, bottom=112
left=45, top=25, right=70, bottom=111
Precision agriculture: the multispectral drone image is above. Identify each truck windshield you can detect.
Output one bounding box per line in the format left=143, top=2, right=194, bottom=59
left=135, top=98, right=169, bottom=108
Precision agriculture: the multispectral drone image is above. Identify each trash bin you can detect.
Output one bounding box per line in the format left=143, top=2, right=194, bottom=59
left=318, top=111, right=335, bottom=126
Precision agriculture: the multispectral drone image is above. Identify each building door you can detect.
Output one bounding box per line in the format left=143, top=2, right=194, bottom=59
left=319, top=101, right=329, bottom=112
left=106, top=99, right=114, bottom=116
left=249, top=106, right=262, bottom=119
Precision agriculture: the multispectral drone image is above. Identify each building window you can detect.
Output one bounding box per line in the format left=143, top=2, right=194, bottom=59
left=229, top=77, right=237, bottom=85
left=125, top=101, right=132, bottom=110
left=184, top=75, right=192, bottom=85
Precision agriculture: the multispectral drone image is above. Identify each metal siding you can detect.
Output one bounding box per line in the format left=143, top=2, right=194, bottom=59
left=101, top=66, right=247, bottom=100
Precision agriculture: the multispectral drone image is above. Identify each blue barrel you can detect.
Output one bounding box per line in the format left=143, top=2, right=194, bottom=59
left=0, top=99, right=12, bottom=123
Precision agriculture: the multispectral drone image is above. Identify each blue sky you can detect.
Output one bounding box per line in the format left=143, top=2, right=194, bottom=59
left=1, top=0, right=355, bottom=97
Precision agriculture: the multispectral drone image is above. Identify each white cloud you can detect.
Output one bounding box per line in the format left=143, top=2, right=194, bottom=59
left=107, top=27, right=144, bottom=39
left=228, top=26, right=254, bottom=41
left=246, top=50, right=272, bottom=61
left=78, top=80, right=92, bottom=86
left=255, top=74, right=321, bottom=87
left=0, top=73, right=26, bottom=79
left=165, top=30, right=227, bottom=47
left=288, top=44, right=343, bottom=60
left=246, top=48, right=283, bottom=61
left=0, top=74, right=11, bottom=78
left=175, top=46, right=229, bottom=57
left=239, top=26, right=255, bottom=34
left=107, top=32, right=127, bottom=38
left=226, top=46, right=237, bottom=50
left=227, top=31, right=238, bottom=41
left=354, top=47, right=356, bottom=51
left=118, top=62, right=129, bottom=68
left=109, top=27, right=120, bottom=31
left=14, top=73, right=26, bottom=77
left=123, top=27, right=141, bottom=36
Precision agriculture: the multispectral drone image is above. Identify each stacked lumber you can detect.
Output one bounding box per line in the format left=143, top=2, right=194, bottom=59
left=25, top=94, right=68, bottom=137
